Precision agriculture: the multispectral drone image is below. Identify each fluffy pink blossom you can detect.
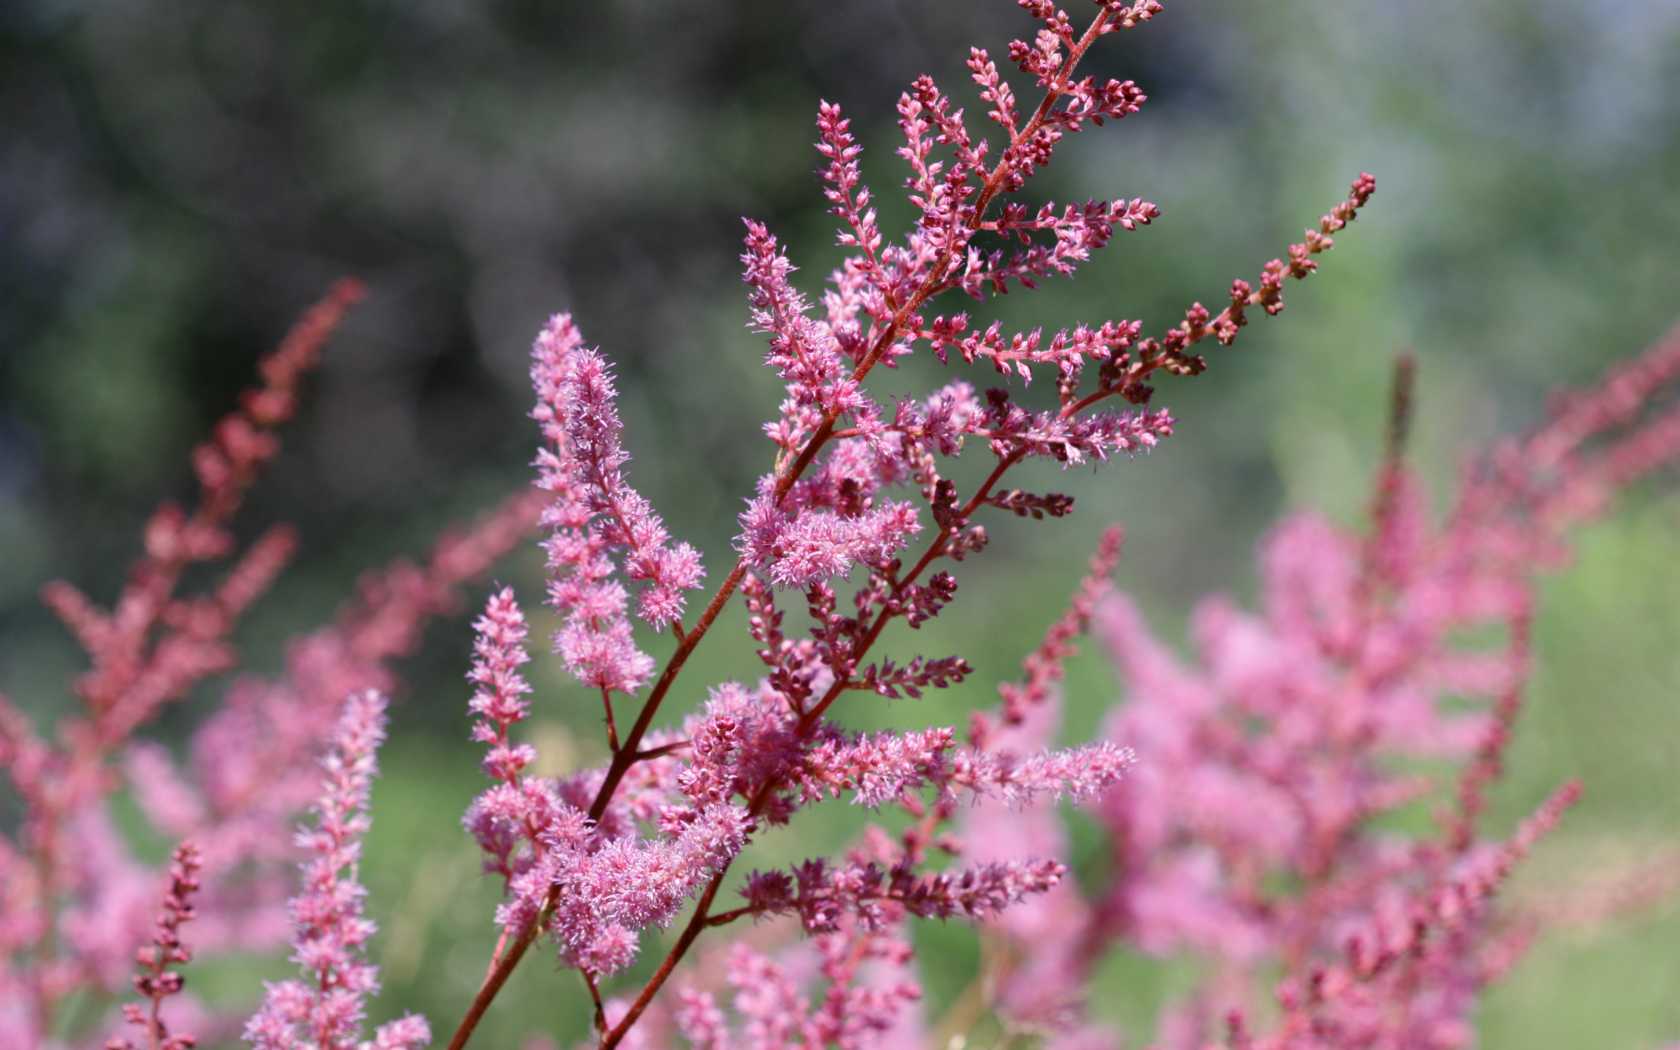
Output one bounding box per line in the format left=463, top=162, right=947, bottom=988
left=531, top=313, right=705, bottom=700
left=467, top=588, right=537, bottom=786
left=132, top=487, right=544, bottom=967
left=673, top=918, right=920, bottom=1050
left=6, top=5, right=1433, bottom=1050
left=442, top=8, right=1385, bottom=1050
left=0, top=282, right=528, bottom=1048
left=243, top=691, right=429, bottom=1050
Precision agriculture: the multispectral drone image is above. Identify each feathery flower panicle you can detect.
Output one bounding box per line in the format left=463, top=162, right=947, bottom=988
left=460, top=586, right=573, bottom=897
left=672, top=917, right=920, bottom=1050
left=532, top=314, right=705, bottom=694
left=741, top=853, right=1068, bottom=933
left=84, top=487, right=544, bottom=1008
left=467, top=587, right=537, bottom=786
left=18, top=0, right=1680, bottom=1047
left=2, top=273, right=542, bottom=1049
left=442, top=6, right=1384, bottom=1050
left=932, top=324, right=1680, bottom=1050
left=244, top=691, right=429, bottom=1050
left=984, top=524, right=1125, bottom=742
left=38, top=278, right=364, bottom=745
left=0, top=285, right=541, bottom=1049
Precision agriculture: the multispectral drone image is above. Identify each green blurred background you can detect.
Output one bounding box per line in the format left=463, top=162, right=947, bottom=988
left=2, top=0, right=1679, bottom=1045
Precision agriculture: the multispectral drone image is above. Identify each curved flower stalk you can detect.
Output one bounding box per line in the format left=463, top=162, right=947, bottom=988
left=244, top=691, right=429, bottom=1050
left=530, top=315, right=707, bottom=718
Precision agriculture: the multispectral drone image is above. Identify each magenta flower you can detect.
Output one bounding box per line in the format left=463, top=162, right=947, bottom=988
left=932, top=324, right=1680, bottom=1049
left=2, top=282, right=542, bottom=1049
left=673, top=916, right=920, bottom=1050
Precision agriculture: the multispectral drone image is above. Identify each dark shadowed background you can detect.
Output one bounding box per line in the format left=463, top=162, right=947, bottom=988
left=3, top=0, right=1679, bottom=1045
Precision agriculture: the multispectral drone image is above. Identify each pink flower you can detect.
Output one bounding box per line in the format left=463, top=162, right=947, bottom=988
left=532, top=314, right=706, bottom=696
left=243, top=692, right=429, bottom=1050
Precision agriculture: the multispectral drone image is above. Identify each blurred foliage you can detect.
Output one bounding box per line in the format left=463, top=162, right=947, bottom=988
left=2, top=0, right=1679, bottom=1046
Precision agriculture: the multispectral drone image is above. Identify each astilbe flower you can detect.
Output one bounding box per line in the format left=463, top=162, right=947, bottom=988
left=670, top=916, right=921, bottom=1050
left=442, top=4, right=1381, bottom=1050
left=0, top=282, right=361, bottom=1047
left=20, top=0, right=1680, bottom=1047
left=928, top=322, right=1680, bottom=1050
left=123, top=488, right=543, bottom=970
left=0, top=286, right=542, bottom=1049
left=244, top=691, right=429, bottom=1050
left=461, top=586, right=545, bottom=885
left=531, top=314, right=706, bottom=704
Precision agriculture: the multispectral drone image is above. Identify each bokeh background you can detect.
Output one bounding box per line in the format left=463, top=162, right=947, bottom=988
left=3, top=0, right=1680, bottom=1045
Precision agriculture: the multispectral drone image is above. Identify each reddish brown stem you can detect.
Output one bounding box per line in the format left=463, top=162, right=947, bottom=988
left=446, top=921, right=543, bottom=1050
left=588, top=557, right=750, bottom=821
left=600, top=687, right=620, bottom=753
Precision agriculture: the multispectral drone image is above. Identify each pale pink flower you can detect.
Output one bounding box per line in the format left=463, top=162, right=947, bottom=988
left=243, top=691, right=428, bottom=1050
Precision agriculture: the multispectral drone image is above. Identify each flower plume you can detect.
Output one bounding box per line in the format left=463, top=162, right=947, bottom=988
left=243, top=692, right=429, bottom=1050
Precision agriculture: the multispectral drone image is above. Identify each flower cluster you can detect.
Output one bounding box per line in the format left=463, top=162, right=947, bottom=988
left=1, top=285, right=540, bottom=1048
left=244, top=691, right=429, bottom=1050
left=672, top=916, right=919, bottom=1050
left=106, top=842, right=202, bottom=1050
left=9, top=2, right=1679, bottom=1050
left=531, top=315, right=706, bottom=701
left=933, top=324, right=1680, bottom=1049
left=442, top=2, right=1381, bottom=1043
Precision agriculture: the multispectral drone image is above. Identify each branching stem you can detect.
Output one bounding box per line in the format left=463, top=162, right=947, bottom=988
left=444, top=10, right=1199, bottom=1049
